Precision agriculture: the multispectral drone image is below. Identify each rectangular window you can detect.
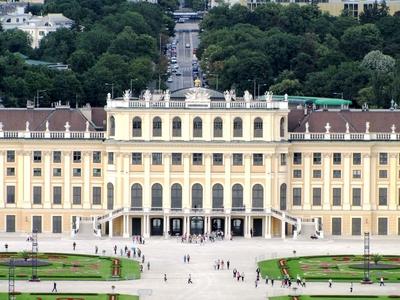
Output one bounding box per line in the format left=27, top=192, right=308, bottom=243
left=52, top=216, right=62, bottom=233
left=379, top=153, right=388, bottom=165
left=33, top=186, right=42, bottom=204
left=344, top=3, right=358, bottom=17
left=152, top=153, right=162, bottom=165
left=313, top=153, right=321, bottom=165
left=6, top=186, right=15, bottom=204
left=108, top=152, right=114, bottom=165
left=73, top=168, right=81, bottom=177
left=6, top=167, right=15, bottom=176
left=280, top=153, right=287, bottom=166
left=172, top=153, right=182, bottom=165
left=313, top=169, right=321, bottom=178
left=93, top=168, right=101, bottom=177
left=332, top=217, right=342, bottom=235
left=332, top=188, right=341, bottom=206
left=33, top=151, right=42, bottom=163
left=379, top=170, right=388, bottom=179
left=333, top=170, right=341, bottom=178
left=293, top=152, right=302, bottom=165
left=33, top=168, right=42, bottom=176
left=53, top=151, right=61, bottom=163
left=72, top=187, right=81, bottom=205
left=352, top=188, right=361, bottom=206
left=213, top=153, right=223, bottom=166
left=6, top=215, right=15, bottom=233
left=293, top=169, right=302, bottom=178
left=73, top=151, right=81, bottom=163
left=352, top=218, right=361, bottom=236
left=252, top=153, right=263, bottom=166
left=333, top=153, right=341, bottom=165
left=379, top=187, right=387, bottom=206
left=312, top=187, right=321, bottom=206
left=53, top=186, right=62, bottom=204
left=292, top=187, right=302, bottom=206
left=353, top=153, right=361, bottom=165
left=92, top=151, right=101, bottom=163
left=53, top=168, right=62, bottom=177
left=32, top=216, right=42, bottom=233
left=131, top=153, right=142, bottom=165
left=192, top=153, right=203, bottom=165
left=233, top=153, right=243, bottom=166
left=7, top=150, right=15, bottom=163
left=92, top=186, right=101, bottom=205
left=352, top=170, right=361, bottom=179
left=378, top=217, right=388, bottom=235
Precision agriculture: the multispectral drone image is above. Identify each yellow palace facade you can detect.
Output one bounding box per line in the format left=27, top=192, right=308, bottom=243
left=1, top=88, right=400, bottom=239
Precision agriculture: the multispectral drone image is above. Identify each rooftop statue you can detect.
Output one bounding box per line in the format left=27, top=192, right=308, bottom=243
left=123, top=90, right=131, bottom=102
left=224, top=90, right=232, bottom=102
left=230, top=89, right=236, bottom=101
left=0, top=122, right=3, bottom=131
left=107, top=93, right=111, bottom=101
left=194, top=77, right=202, bottom=88
left=365, top=122, right=370, bottom=133
left=46, top=121, right=49, bottom=132
left=345, top=122, right=350, bottom=134
left=185, top=87, right=210, bottom=102
left=143, top=89, right=152, bottom=102
left=25, top=121, right=30, bottom=132
left=164, top=89, right=170, bottom=102
left=305, top=122, right=309, bottom=133
left=243, top=90, right=253, bottom=102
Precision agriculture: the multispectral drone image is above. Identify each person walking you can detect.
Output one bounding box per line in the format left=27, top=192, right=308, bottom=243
left=271, top=278, right=274, bottom=286
left=241, top=272, right=245, bottom=282
left=328, top=279, right=332, bottom=288
left=233, top=268, right=237, bottom=278
left=350, top=282, right=353, bottom=293
left=227, top=260, right=230, bottom=270
left=184, top=255, right=187, bottom=263
left=302, top=278, right=306, bottom=287
left=52, top=282, right=57, bottom=293
left=255, top=279, right=258, bottom=288
left=187, top=254, right=190, bottom=263
left=113, top=245, right=117, bottom=255
left=72, top=242, right=76, bottom=251
left=265, top=275, right=269, bottom=284
left=164, top=274, right=167, bottom=282
left=95, top=245, right=98, bottom=255
left=380, top=277, right=384, bottom=286
left=187, top=274, right=193, bottom=284
left=147, top=261, right=150, bottom=271
left=142, top=255, right=145, bottom=264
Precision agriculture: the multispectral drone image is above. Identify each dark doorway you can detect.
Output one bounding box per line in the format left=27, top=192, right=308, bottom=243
left=105, top=222, right=109, bottom=235
left=132, top=218, right=141, bottom=235
left=150, top=218, right=163, bottom=236
left=253, top=218, right=262, bottom=237
left=170, top=218, right=183, bottom=236
left=211, top=218, right=224, bottom=232
left=190, top=216, right=204, bottom=235
left=231, top=218, right=244, bottom=236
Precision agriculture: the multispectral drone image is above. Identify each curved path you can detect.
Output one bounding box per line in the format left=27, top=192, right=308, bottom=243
left=0, top=236, right=400, bottom=299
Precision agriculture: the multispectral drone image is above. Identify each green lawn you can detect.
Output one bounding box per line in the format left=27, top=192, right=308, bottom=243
left=270, top=297, right=400, bottom=300
left=0, top=252, right=140, bottom=281
left=258, top=255, right=400, bottom=283
left=0, top=293, right=138, bottom=299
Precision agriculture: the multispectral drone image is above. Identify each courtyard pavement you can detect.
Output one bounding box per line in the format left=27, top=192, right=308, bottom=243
left=0, top=235, right=400, bottom=299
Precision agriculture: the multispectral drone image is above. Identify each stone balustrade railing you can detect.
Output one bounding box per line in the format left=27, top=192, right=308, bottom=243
left=0, top=130, right=105, bottom=139
left=289, top=132, right=400, bottom=141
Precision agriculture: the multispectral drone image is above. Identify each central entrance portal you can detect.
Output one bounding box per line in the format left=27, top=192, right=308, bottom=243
left=170, top=218, right=183, bottom=236
left=231, top=218, right=244, bottom=236
left=211, top=218, right=224, bottom=233
left=190, top=216, right=204, bottom=235
left=150, top=218, right=163, bottom=236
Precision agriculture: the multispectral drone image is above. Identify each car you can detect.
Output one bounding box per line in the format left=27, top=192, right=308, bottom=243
left=171, top=58, right=177, bottom=64
left=176, top=71, right=182, bottom=76
left=177, top=18, right=185, bottom=23
left=167, top=77, right=173, bottom=83
left=185, top=43, right=190, bottom=48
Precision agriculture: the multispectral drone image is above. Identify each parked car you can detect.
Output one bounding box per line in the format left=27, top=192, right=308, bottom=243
left=176, top=71, right=182, bottom=76
left=167, top=77, right=173, bottom=83
left=185, top=43, right=190, bottom=48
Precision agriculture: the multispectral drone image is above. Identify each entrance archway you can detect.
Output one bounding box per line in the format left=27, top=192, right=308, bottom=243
left=150, top=218, right=163, bottom=236
left=190, top=216, right=204, bottom=235
left=170, top=217, right=183, bottom=236
left=231, top=218, right=244, bottom=236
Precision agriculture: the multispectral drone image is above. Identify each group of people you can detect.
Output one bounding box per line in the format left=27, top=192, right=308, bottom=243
left=214, top=259, right=230, bottom=270
left=183, top=254, right=191, bottom=263
left=233, top=268, right=245, bottom=282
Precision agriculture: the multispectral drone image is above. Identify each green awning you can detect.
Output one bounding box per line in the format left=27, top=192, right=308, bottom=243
left=314, top=99, right=352, bottom=106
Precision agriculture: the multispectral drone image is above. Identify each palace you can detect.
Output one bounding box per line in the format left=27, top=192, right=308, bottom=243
left=1, top=87, right=400, bottom=239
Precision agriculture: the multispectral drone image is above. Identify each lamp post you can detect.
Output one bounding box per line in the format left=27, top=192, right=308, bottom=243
left=35, top=90, right=46, bottom=107
left=105, top=83, right=114, bottom=99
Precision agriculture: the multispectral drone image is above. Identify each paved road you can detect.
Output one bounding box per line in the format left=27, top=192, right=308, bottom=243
left=167, top=22, right=200, bottom=91
left=1, top=236, right=400, bottom=299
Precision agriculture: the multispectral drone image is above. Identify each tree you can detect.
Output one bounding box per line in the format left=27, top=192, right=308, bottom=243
left=270, top=79, right=302, bottom=95
left=36, top=28, right=76, bottom=62
left=67, top=49, right=95, bottom=73
left=340, top=24, right=383, bottom=60
left=0, top=29, right=32, bottom=55
left=372, top=253, right=382, bottom=265
left=359, top=0, right=389, bottom=24
left=361, top=50, right=395, bottom=73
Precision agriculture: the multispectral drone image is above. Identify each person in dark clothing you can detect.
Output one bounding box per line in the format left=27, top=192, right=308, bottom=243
left=52, top=282, right=57, bottom=292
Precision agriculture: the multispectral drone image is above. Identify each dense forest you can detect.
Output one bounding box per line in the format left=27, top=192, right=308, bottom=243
left=198, top=2, right=400, bottom=107
left=0, top=0, right=177, bottom=107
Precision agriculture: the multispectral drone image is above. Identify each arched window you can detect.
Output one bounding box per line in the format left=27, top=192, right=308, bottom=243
left=212, top=184, right=223, bottom=209
left=109, top=116, right=115, bottom=136
left=107, top=183, right=114, bottom=210
left=233, top=117, right=243, bottom=137
left=280, top=183, right=287, bottom=211
left=232, top=184, right=243, bottom=210
left=153, top=117, right=162, bottom=137
left=280, top=117, right=285, bottom=138
left=171, top=183, right=182, bottom=209
left=192, top=183, right=203, bottom=209
left=213, top=117, right=223, bottom=138
left=254, top=117, right=263, bottom=138
left=172, top=117, right=182, bottom=137
left=252, top=184, right=264, bottom=210
left=193, top=117, right=202, bottom=138
left=131, top=183, right=142, bottom=209
left=132, top=117, right=142, bottom=137
left=151, top=183, right=163, bottom=210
